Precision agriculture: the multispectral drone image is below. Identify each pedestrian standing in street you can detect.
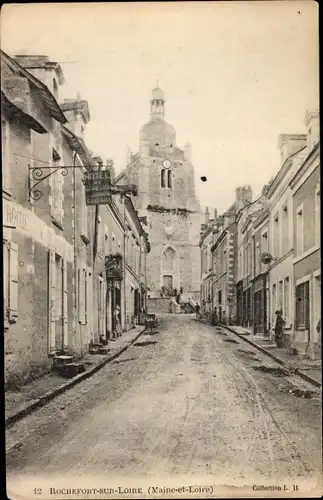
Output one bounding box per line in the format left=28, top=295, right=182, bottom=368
left=274, top=310, right=285, bottom=347
left=211, top=307, right=218, bottom=326
left=115, top=305, right=122, bottom=337
left=195, top=303, right=200, bottom=319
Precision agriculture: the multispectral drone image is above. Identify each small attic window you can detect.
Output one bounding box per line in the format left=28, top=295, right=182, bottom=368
left=155, top=143, right=159, bottom=146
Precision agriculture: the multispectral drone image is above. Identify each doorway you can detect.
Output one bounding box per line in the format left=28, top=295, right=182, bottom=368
left=54, top=254, right=63, bottom=351
left=162, top=274, right=173, bottom=291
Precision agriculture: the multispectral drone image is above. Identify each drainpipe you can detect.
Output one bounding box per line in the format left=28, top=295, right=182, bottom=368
left=93, top=160, right=102, bottom=340
left=123, top=198, right=127, bottom=332
left=72, top=151, right=81, bottom=354
left=252, top=235, right=256, bottom=335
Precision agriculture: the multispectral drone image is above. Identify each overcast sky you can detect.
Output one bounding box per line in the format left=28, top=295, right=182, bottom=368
left=1, top=1, right=319, bottom=213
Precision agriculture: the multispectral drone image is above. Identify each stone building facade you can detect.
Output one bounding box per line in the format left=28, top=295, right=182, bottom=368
left=116, top=86, right=202, bottom=301
left=211, top=208, right=236, bottom=325
left=290, top=111, right=320, bottom=358
left=266, top=135, right=308, bottom=344
left=200, top=208, right=216, bottom=317
left=2, top=50, right=150, bottom=388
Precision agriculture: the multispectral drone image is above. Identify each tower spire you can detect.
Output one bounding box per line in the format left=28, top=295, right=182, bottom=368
left=150, top=83, right=165, bottom=117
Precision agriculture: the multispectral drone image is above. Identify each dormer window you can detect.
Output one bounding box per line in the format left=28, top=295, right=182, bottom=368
left=155, top=142, right=159, bottom=147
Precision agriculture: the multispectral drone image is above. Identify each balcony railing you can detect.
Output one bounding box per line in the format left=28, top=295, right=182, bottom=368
left=105, top=253, right=123, bottom=281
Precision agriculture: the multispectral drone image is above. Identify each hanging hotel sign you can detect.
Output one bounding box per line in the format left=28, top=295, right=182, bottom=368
left=83, top=170, right=138, bottom=205
left=83, top=170, right=113, bottom=206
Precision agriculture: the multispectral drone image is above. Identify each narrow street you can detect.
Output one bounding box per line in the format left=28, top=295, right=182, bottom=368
left=7, top=314, right=322, bottom=495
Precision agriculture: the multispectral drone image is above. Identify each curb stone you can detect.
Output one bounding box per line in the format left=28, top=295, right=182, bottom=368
left=221, top=324, right=321, bottom=389
left=5, top=327, right=146, bottom=429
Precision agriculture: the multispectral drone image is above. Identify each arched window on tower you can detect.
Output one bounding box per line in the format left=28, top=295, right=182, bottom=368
left=162, top=247, right=176, bottom=272
left=167, top=170, right=172, bottom=189
left=161, top=169, right=165, bottom=188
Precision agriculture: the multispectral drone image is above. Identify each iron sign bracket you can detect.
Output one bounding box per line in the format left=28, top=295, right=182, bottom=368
left=28, top=165, right=81, bottom=201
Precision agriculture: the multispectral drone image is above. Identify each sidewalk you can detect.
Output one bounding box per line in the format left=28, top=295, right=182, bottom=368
left=5, top=325, right=145, bottom=427
left=224, top=325, right=321, bottom=388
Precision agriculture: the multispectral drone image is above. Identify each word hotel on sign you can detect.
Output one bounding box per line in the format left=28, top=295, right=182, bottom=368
left=84, top=170, right=111, bottom=181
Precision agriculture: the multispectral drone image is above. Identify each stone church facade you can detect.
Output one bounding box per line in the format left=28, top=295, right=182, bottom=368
left=116, top=85, right=202, bottom=301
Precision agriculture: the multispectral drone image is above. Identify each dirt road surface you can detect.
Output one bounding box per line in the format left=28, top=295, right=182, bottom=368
left=6, top=314, right=322, bottom=498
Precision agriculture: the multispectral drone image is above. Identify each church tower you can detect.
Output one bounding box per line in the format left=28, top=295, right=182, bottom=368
left=118, top=85, right=202, bottom=301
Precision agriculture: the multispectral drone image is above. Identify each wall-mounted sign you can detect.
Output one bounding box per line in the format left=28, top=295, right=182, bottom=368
left=84, top=170, right=112, bottom=206
left=84, top=169, right=138, bottom=205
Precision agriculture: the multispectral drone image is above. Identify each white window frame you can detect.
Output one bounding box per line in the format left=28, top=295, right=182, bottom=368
left=283, top=276, right=290, bottom=325
left=315, top=183, right=320, bottom=246
left=273, top=213, right=280, bottom=258
left=296, top=203, right=304, bottom=256
left=97, top=216, right=104, bottom=257
left=79, top=165, right=89, bottom=241
left=104, top=225, right=109, bottom=255
left=49, top=146, right=64, bottom=226
left=78, top=267, right=87, bottom=325
left=281, top=203, right=289, bottom=255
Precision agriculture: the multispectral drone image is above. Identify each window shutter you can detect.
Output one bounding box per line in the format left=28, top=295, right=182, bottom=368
left=102, top=280, right=106, bottom=334
left=87, top=272, right=93, bottom=343
left=84, top=270, right=88, bottom=324
left=48, top=250, right=56, bottom=351
left=62, top=259, right=68, bottom=347
left=8, top=241, right=19, bottom=323
left=305, top=280, right=310, bottom=330
left=3, top=241, right=9, bottom=328
left=78, top=268, right=83, bottom=324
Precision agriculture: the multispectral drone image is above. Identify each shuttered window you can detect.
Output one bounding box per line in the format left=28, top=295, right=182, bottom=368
left=48, top=250, right=56, bottom=352
left=296, top=281, right=310, bottom=329
left=3, top=240, right=18, bottom=327
left=62, top=258, right=68, bottom=348
left=48, top=251, right=69, bottom=352
left=78, top=268, right=87, bottom=324
left=49, top=148, right=64, bottom=225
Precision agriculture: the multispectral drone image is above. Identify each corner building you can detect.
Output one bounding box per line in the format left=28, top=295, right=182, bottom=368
left=117, top=86, right=202, bottom=300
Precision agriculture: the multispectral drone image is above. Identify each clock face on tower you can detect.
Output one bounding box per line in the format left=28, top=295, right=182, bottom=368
left=162, top=159, right=171, bottom=169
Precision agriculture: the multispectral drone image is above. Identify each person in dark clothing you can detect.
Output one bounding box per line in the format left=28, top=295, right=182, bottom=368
left=274, top=310, right=285, bottom=347
left=211, top=307, right=218, bottom=326
left=195, top=303, right=200, bottom=319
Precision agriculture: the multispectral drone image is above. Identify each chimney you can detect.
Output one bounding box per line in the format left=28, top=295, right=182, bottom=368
left=278, top=134, right=307, bottom=165
left=13, top=55, right=64, bottom=100
left=261, top=184, right=270, bottom=196
left=205, top=207, right=210, bottom=225
left=184, top=141, right=192, bottom=161
left=60, top=96, right=90, bottom=138
left=108, top=163, right=116, bottom=183
left=125, top=145, right=132, bottom=166
left=213, top=208, right=218, bottom=221
left=305, top=110, right=320, bottom=152
left=236, top=185, right=252, bottom=210
left=93, top=156, right=103, bottom=169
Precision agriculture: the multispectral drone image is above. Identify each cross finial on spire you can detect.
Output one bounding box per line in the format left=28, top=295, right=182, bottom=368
left=156, top=79, right=160, bottom=88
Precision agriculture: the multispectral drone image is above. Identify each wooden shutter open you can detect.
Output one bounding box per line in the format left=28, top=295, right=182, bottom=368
left=3, top=241, right=9, bottom=329
left=84, top=270, right=88, bottom=324
left=62, top=259, right=68, bottom=348
left=48, top=249, right=56, bottom=351
left=8, top=241, right=19, bottom=323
